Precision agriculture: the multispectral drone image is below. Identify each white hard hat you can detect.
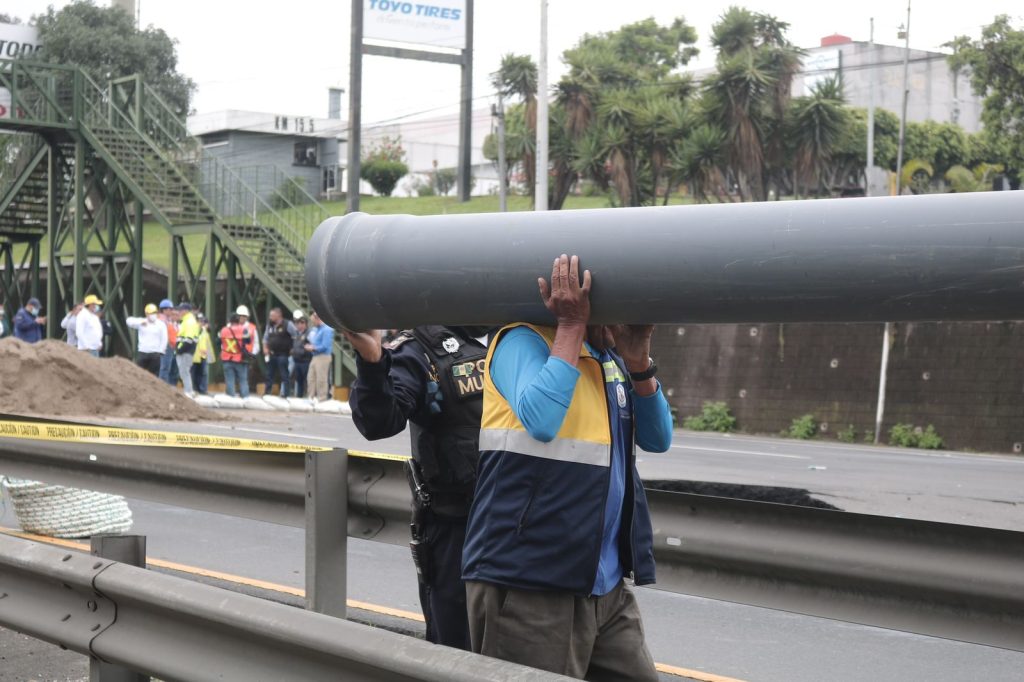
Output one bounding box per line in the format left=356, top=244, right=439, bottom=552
left=236, top=305, right=250, bottom=317
left=292, top=308, right=304, bottom=320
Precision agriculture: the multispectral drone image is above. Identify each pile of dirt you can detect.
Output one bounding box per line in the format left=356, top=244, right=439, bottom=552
left=0, top=338, right=218, bottom=421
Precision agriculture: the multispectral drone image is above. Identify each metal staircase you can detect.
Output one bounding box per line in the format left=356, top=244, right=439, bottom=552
left=0, top=133, right=49, bottom=240
left=0, top=59, right=354, bottom=374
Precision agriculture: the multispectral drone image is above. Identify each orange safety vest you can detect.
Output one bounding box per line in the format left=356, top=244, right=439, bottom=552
left=219, top=324, right=253, bottom=362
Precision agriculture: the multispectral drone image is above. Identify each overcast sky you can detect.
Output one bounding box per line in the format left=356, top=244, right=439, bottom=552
left=7, top=1, right=1022, bottom=132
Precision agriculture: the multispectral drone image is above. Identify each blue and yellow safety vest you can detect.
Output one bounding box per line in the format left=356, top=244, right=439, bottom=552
left=462, top=323, right=657, bottom=594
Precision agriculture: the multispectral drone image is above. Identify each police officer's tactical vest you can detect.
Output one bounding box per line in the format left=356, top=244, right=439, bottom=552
left=401, top=325, right=486, bottom=517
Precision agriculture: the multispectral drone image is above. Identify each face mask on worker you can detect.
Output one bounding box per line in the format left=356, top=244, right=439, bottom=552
left=147, top=314, right=158, bottom=323
left=92, top=305, right=102, bottom=314
left=26, top=306, right=36, bottom=317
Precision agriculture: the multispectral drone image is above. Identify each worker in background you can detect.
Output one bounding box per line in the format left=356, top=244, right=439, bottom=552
left=74, top=295, right=104, bottom=357
left=191, top=313, right=214, bottom=395
left=235, top=305, right=261, bottom=355
left=174, top=302, right=201, bottom=397
left=304, top=312, right=334, bottom=401
left=158, top=299, right=179, bottom=385
left=219, top=313, right=254, bottom=398
left=13, top=297, right=45, bottom=343
left=126, top=303, right=168, bottom=376
left=345, top=322, right=490, bottom=650
left=290, top=314, right=313, bottom=398
left=61, top=302, right=82, bottom=348
left=289, top=308, right=304, bottom=388
left=262, top=307, right=297, bottom=397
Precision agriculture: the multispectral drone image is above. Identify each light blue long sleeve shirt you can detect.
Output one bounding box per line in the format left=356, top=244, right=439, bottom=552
left=310, top=324, right=334, bottom=355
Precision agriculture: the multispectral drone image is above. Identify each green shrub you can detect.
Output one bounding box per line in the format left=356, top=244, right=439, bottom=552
left=888, top=423, right=917, bottom=447
left=916, top=425, right=944, bottom=450
left=682, top=401, right=736, bottom=433
left=360, top=159, right=409, bottom=197
left=409, top=176, right=436, bottom=197
left=788, top=414, right=817, bottom=440
left=900, top=158, right=934, bottom=194
left=888, top=423, right=944, bottom=449
left=270, top=177, right=311, bottom=210
left=944, top=165, right=978, bottom=193
left=837, top=424, right=857, bottom=443
left=433, top=168, right=458, bottom=196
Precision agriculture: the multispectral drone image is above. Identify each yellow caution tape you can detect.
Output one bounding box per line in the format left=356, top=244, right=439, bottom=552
left=0, top=419, right=329, bottom=453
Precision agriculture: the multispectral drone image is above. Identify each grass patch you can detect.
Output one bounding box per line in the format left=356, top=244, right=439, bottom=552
left=9, top=193, right=696, bottom=270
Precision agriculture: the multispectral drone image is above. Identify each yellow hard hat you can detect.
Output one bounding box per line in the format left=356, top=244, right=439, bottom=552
left=144, top=303, right=158, bottom=315
left=84, top=294, right=103, bottom=306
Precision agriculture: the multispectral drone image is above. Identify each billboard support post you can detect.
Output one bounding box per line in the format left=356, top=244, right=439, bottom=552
left=350, top=1, right=474, bottom=206
left=345, top=0, right=363, bottom=214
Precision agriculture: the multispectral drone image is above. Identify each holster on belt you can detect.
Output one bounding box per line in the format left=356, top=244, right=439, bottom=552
left=405, top=458, right=433, bottom=583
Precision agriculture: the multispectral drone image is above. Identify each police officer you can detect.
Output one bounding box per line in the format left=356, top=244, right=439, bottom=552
left=344, top=325, right=490, bottom=650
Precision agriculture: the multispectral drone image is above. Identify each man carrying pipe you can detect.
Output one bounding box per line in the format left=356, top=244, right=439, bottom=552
left=343, top=321, right=491, bottom=650
left=462, top=254, right=673, bottom=680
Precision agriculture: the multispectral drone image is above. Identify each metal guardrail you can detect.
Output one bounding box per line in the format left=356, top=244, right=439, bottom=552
left=0, top=436, right=1022, bottom=653
left=0, top=532, right=571, bottom=681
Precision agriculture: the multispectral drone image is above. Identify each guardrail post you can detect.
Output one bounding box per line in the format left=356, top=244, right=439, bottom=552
left=89, top=535, right=148, bottom=682
left=305, top=448, right=347, bottom=619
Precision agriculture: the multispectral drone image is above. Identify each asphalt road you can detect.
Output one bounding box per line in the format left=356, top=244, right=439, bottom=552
left=109, top=410, right=1024, bottom=530
left=2, top=498, right=1021, bottom=682
left=2, top=411, right=1023, bottom=680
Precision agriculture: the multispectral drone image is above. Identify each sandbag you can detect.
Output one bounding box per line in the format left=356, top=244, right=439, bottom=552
left=1, top=478, right=133, bottom=539
left=243, top=396, right=275, bottom=411
left=213, top=393, right=244, bottom=409
left=193, top=394, right=217, bottom=409
left=313, top=399, right=347, bottom=415
left=286, top=397, right=314, bottom=412
left=263, top=395, right=291, bottom=411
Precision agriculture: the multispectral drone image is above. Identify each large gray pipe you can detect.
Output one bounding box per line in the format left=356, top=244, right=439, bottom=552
left=305, top=192, right=1024, bottom=331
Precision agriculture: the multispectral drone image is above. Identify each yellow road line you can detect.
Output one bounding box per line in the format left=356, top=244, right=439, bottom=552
left=654, top=663, right=750, bottom=682
left=1, top=528, right=748, bottom=682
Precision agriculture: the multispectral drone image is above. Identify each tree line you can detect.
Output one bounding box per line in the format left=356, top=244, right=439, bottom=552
left=485, top=8, right=1023, bottom=208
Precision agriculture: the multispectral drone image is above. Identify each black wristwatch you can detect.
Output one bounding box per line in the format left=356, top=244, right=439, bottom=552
left=629, top=358, right=657, bottom=381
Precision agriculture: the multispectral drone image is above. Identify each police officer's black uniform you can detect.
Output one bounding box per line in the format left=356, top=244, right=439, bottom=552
left=349, top=325, right=488, bottom=650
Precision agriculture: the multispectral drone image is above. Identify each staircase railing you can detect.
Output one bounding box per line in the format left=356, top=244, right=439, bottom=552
left=0, top=132, right=47, bottom=206
left=135, top=82, right=329, bottom=242
left=78, top=70, right=209, bottom=224
left=0, top=59, right=76, bottom=128
left=230, top=164, right=331, bottom=242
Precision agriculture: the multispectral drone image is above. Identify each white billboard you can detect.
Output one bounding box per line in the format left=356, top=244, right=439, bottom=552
left=0, top=23, right=43, bottom=119
left=0, top=23, right=42, bottom=59
left=363, top=0, right=466, bottom=50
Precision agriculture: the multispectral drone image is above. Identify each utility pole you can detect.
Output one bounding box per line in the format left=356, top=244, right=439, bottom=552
left=866, top=17, right=875, bottom=196
left=535, top=0, right=548, bottom=211
left=874, top=322, right=892, bottom=444
left=345, top=0, right=363, bottom=214
left=894, top=1, right=911, bottom=195
left=456, top=0, right=474, bottom=202
left=493, top=95, right=508, bottom=212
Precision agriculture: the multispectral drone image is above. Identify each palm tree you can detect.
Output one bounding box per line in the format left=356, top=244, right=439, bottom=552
left=705, top=7, right=804, bottom=201
left=787, top=77, right=849, bottom=197
left=704, top=55, right=773, bottom=201
left=669, top=124, right=733, bottom=203
left=492, top=54, right=538, bottom=198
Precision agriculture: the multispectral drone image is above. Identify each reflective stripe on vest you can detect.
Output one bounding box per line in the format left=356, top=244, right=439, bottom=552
left=481, top=323, right=611, bottom=467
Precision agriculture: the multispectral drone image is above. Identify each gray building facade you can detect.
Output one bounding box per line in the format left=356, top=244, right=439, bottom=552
left=190, top=110, right=345, bottom=204
left=794, top=35, right=982, bottom=133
